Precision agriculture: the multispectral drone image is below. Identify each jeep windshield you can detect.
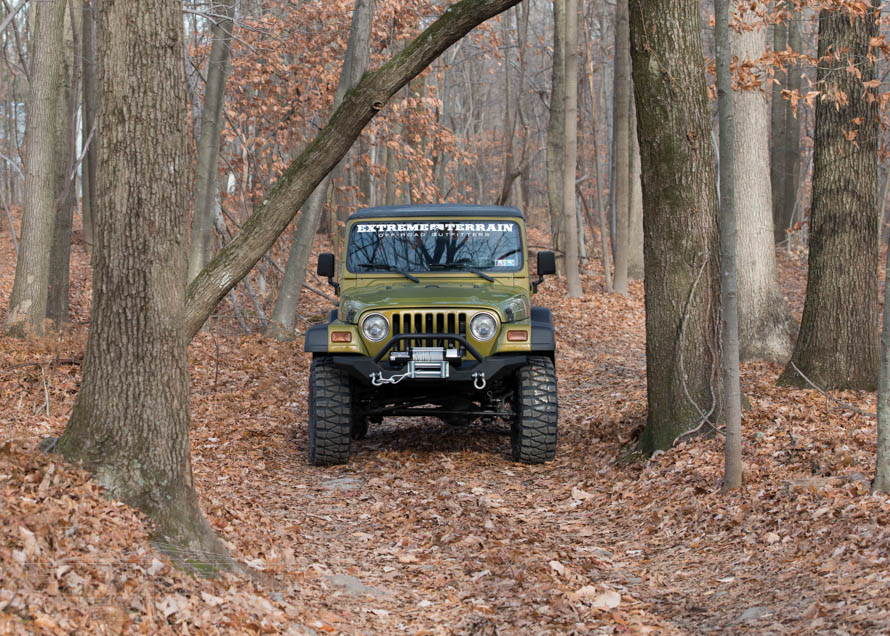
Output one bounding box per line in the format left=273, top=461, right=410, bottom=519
left=345, top=220, right=524, bottom=274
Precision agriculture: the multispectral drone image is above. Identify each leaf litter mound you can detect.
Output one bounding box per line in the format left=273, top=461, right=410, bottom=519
left=1, top=219, right=890, bottom=634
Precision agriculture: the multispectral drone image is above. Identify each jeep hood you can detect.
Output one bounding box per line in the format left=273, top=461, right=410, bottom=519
left=339, top=282, right=527, bottom=321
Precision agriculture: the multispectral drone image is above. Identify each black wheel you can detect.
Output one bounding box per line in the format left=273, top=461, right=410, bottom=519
left=308, top=357, right=352, bottom=465
left=511, top=356, right=558, bottom=463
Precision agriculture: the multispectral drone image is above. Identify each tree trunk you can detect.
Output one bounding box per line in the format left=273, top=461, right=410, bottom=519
left=546, top=0, right=565, bottom=272
left=627, top=89, right=644, bottom=280
left=80, top=0, right=97, bottom=252
left=264, top=0, right=375, bottom=342
left=47, top=1, right=77, bottom=326
left=183, top=0, right=524, bottom=340
left=611, top=0, right=631, bottom=295
left=781, top=13, right=801, bottom=236
left=562, top=0, right=581, bottom=298
left=770, top=13, right=788, bottom=243
left=629, top=0, right=722, bottom=454
left=874, top=229, right=890, bottom=493
left=56, top=0, right=232, bottom=569
left=732, top=4, right=796, bottom=363
left=6, top=0, right=65, bottom=337
left=187, top=0, right=236, bottom=284
left=715, top=0, right=741, bottom=491
left=778, top=3, right=880, bottom=390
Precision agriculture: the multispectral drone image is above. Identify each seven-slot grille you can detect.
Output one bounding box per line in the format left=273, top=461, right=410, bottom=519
left=391, top=310, right=467, bottom=351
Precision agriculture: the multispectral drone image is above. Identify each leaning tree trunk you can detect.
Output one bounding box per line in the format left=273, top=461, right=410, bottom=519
left=56, top=0, right=232, bottom=568
left=187, top=0, right=235, bottom=284
left=778, top=2, right=880, bottom=391
left=732, top=3, right=796, bottom=363
left=629, top=0, right=722, bottom=454
left=264, top=0, right=376, bottom=342
left=183, top=0, right=524, bottom=340
left=611, top=0, right=631, bottom=295
left=546, top=0, right=565, bottom=273
left=5, top=0, right=65, bottom=337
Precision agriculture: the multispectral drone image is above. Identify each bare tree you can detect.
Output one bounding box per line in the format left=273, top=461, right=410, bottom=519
left=264, top=0, right=376, bottom=342
left=778, top=2, right=880, bottom=391
left=562, top=0, right=581, bottom=297
left=187, top=0, right=236, bottom=284
left=630, top=0, right=722, bottom=454
left=715, top=0, right=741, bottom=491
left=6, top=0, right=65, bottom=336
left=546, top=0, right=565, bottom=272
left=611, top=0, right=630, bottom=295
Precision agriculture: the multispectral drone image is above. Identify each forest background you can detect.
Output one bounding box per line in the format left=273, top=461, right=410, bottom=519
left=2, top=0, right=890, bottom=633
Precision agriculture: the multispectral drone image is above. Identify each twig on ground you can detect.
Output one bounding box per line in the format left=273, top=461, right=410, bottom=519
left=788, top=361, right=875, bottom=419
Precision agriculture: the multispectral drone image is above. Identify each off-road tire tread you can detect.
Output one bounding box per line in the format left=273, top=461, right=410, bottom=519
left=308, top=357, right=352, bottom=465
left=512, top=356, right=558, bottom=463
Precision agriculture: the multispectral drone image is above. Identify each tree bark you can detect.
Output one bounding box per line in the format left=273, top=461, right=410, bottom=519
left=6, top=0, right=65, bottom=337
left=627, top=89, right=644, bottom=280
left=47, top=1, right=77, bottom=326
left=778, top=3, right=880, bottom=391
left=715, top=0, right=741, bottom=491
left=732, top=4, right=796, bottom=362
left=782, top=13, right=801, bottom=236
left=80, top=0, right=97, bottom=251
left=770, top=12, right=788, bottom=243
left=546, top=0, right=565, bottom=272
left=187, top=0, right=236, bottom=284
left=611, top=0, right=631, bottom=295
left=56, top=0, right=232, bottom=569
left=183, top=0, right=523, bottom=341
left=264, top=0, right=375, bottom=342
left=562, top=0, right=581, bottom=297
left=629, top=0, right=722, bottom=454
left=874, top=229, right=890, bottom=492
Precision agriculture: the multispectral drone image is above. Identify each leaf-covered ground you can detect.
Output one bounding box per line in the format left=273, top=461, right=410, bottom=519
left=2, top=218, right=890, bottom=635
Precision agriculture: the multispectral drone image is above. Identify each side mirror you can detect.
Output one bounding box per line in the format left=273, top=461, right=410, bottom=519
left=537, top=251, right=556, bottom=276
left=317, top=253, right=335, bottom=278
left=317, top=253, right=339, bottom=295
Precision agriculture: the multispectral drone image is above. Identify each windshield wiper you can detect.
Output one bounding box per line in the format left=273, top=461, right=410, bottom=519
left=356, top=263, right=419, bottom=283
left=429, top=262, right=495, bottom=282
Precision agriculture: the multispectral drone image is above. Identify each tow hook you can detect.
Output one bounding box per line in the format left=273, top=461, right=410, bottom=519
left=472, top=372, right=487, bottom=390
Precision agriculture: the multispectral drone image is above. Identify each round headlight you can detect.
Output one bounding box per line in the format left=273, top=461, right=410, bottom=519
left=470, top=312, right=498, bottom=341
left=361, top=313, right=389, bottom=342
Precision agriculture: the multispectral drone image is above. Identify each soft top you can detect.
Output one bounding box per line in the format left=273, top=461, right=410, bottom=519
left=347, top=204, right=523, bottom=221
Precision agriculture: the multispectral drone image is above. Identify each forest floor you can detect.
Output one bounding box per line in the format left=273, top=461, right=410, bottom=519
left=2, top=215, right=890, bottom=636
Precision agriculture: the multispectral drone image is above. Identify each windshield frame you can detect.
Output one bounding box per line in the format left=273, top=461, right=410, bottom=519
left=344, top=218, right=525, bottom=276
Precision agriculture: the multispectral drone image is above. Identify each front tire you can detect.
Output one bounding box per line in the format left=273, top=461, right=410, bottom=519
left=511, top=356, right=558, bottom=463
left=308, top=357, right=352, bottom=465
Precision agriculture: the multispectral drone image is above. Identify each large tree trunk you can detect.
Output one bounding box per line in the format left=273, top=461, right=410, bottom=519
left=629, top=0, right=722, bottom=454
left=5, top=0, right=65, bottom=337
left=264, top=0, right=375, bottom=342
left=778, top=3, right=880, bottom=390
left=611, top=0, right=631, bottom=295
left=187, top=0, right=236, bottom=284
left=183, top=0, right=524, bottom=340
left=56, top=0, right=231, bottom=567
left=546, top=0, right=565, bottom=272
left=47, top=2, right=77, bottom=326
left=732, top=4, right=796, bottom=363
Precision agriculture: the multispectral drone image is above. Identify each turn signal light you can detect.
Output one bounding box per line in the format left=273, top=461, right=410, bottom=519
left=506, top=330, right=528, bottom=342
left=331, top=331, right=352, bottom=343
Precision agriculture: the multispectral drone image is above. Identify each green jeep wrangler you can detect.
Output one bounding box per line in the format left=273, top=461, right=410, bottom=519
left=304, top=204, right=558, bottom=465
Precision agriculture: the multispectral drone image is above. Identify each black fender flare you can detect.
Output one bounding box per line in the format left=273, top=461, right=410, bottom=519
left=304, top=309, right=338, bottom=353
left=530, top=306, right=555, bottom=358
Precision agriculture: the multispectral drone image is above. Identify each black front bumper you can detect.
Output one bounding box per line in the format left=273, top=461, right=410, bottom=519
left=329, top=353, right=530, bottom=388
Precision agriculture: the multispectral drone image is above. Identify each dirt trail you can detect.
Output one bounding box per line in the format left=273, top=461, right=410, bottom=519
left=2, top=223, right=890, bottom=634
